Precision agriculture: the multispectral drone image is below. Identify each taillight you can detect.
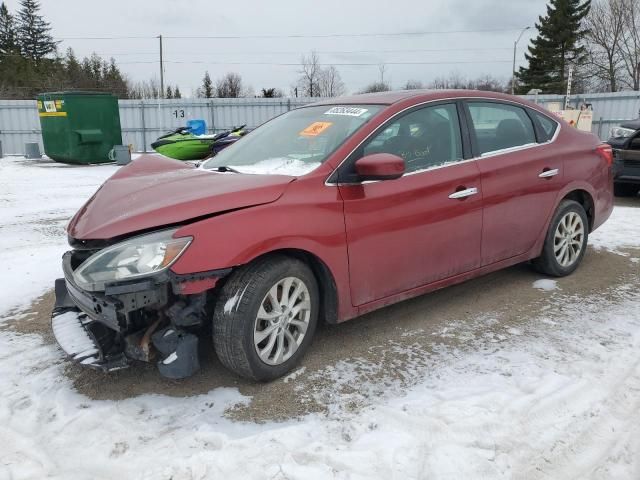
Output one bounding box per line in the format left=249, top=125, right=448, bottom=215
left=596, top=143, right=613, bottom=167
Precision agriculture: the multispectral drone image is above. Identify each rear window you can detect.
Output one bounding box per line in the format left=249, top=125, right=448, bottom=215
left=532, top=111, right=559, bottom=142
left=468, top=102, right=537, bottom=155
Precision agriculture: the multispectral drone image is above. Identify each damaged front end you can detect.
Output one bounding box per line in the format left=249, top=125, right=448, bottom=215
left=51, top=230, right=230, bottom=379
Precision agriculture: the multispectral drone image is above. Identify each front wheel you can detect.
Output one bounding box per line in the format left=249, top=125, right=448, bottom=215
left=532, top=200, right=589, bottom=277
left=212, top=255, right=319, bottom=381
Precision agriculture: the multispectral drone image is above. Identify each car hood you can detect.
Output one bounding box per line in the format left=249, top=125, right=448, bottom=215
left=68, top=155, right=295, bottom=240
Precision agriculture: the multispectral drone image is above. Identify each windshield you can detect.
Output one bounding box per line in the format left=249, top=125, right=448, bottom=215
left=202, top=105, right=382, bottom=176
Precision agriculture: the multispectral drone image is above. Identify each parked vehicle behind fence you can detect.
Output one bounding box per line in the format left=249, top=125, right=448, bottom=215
left=607, top=118, right=640, bottom=197
left=51, top=90, right=614, bottom=381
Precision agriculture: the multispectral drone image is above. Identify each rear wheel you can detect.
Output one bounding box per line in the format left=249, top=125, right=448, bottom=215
left=614, top=183, right=638, bottom=197
left=532, top=200, right=589, bottom=277
left=212, top=255, right=318, bottom=381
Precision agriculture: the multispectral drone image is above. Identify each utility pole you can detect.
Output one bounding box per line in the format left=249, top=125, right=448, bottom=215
left=159, top=34, right=164, bottom=99
left=512, top=26, right=531, bottom=95
left=565, top=66, right=574, bottom=110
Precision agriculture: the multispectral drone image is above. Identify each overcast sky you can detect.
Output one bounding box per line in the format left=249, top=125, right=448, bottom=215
left=5, top=0, right=547, bottom=96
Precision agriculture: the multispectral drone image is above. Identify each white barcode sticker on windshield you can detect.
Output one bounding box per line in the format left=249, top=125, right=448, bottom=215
left=324, top=107, right=368, bottom=117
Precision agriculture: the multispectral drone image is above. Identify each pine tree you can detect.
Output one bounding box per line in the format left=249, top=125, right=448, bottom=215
left=173, top=85, right=182, bottom=98
left=16, top=0, right=56, bottom=63
left=64, top=47, right=82, bottom=87
left=517, top=0, right=591, bottom=94
left=0, top=2, right=17, bottom=54
left=202, top=71, right=213, bottom=98
left=166, top=85, right=173, bottom=98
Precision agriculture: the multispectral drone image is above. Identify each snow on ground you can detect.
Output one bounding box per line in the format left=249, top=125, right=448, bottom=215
left=0, top=157, right=118, bottom=317
left=533, top=279, right=559, bottom=291
left=1, top=156, right=640, bottom=479
left=590, top=206, right=640, bottom=253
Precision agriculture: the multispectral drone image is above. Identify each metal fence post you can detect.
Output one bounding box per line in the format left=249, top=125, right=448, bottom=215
left=140, top=101, right=147, bottom=153
left=209, top=100, right=215, bottom=133
left=287, top=99, right=291, bottom=111
left=597, top=116, right=604, bottom=139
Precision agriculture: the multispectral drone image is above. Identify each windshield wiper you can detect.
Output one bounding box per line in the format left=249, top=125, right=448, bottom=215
left=213, top=166, right=242, bottom=173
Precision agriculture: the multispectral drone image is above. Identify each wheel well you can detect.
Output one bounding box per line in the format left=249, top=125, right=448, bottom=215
left=238, top=249, right=339, bottom=325
left=563, top=190, right=595, bottom=231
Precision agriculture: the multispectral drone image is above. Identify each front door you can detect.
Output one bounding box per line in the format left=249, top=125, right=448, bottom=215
left=337, top=103, right=483, bottom=307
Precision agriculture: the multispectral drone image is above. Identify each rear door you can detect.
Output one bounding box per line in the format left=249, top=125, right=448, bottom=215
left=464, top=101, right=562, bottom=266
left=336, top=102, right=483, bottom=306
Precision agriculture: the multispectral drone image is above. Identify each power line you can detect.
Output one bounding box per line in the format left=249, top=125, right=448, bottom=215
left=69, top=47, right=523, bottom=57
left=53, top=27, right=526, bottom=41
left=56, top=35, right=155, bottom=40
left=116, top=60, right=514, bottom=66
left=162, top=28, right=525, bottom=39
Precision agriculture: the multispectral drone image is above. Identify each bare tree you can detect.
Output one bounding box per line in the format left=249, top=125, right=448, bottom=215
left=359, top=81, right=390, bottom=93
left=585, top=0, right=626, bottom=92
left=215, top=72, right=243, bottom=98
left=127, top=78, right=161, bottom=99
left=298, top=51, right=321, bottom=97
left=403, top=80, right=424, bottom=90
left=317, top=65, right=345, bottom=97
left=619, top=0, right=640, bottom=90
left=429, top=72, right=467, bottom=89
left=471, top=74, right=508, bottom=92
left=428, top=73, right=506, bottom=92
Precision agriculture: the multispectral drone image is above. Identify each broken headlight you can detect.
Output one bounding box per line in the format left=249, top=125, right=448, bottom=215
left=73, top=229, right=192, bottom=292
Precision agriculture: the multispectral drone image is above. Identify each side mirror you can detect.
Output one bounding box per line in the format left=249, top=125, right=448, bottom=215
left=354, top=153, right=405, bottom=181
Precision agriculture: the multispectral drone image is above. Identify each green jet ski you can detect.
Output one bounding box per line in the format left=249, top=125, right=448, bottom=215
left=151, top=125, right=248, bottom=161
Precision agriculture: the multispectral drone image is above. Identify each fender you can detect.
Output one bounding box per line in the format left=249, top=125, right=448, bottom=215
left=170, top=176, right=356, bottom=320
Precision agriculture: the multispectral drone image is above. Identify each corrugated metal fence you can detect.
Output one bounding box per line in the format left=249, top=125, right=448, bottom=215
left=522, top=90, right=640, bottom=139
left=0, top=97, right=318, bottom=155
left=2, top=92, right=640, bottom=155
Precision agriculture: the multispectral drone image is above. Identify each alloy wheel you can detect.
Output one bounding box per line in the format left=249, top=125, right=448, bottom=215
left=254, top=276, right=311, bottom=366
left=554, top=212, right=585, bottom=268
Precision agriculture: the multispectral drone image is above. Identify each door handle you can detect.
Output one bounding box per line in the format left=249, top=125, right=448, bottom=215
left=539, top=168, right=559, bottom=179
left=449, top=187, right=478, bottom=200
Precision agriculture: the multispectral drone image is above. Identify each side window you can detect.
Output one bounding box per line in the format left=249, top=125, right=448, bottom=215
left=531, top=110, right=558, bottom=142
left=468, top=102, right=536, bottom=155
left=362, top=103, right=463, bottom=174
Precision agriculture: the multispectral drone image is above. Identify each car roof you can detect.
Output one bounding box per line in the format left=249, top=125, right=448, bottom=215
left=308, top=89, right=536, bottom=107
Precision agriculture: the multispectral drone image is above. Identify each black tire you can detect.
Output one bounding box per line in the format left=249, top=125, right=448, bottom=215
left=614, top=183, right=638, bottom=197
left=212, top=254, right=319, bottom=381
left=531, top=200, right=589, bottom=277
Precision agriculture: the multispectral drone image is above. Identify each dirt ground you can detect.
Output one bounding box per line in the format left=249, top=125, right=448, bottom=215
left=4, top=198, right=639, bottom=423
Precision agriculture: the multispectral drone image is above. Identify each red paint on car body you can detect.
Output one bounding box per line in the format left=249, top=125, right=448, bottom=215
left=68, top=90, right=614, bottom=324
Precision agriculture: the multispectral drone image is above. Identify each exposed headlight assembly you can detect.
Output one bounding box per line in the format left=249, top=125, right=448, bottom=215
left=73, top=229, right=192, bottom=292
left=609, top=126, right=636, bottom=139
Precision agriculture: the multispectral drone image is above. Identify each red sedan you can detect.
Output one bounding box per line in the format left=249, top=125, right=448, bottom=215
left=52, top=90, right=614, bottom=381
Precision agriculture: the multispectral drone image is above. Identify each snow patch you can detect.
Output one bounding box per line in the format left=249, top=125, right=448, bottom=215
left=223, top=292, right=240, bottom=314
left=589, top=206, right=640, bottom=253
left=283, top=367, right=306, bottom=383
left=533, top=279, right=559, bottom=291
left=162, top=352, right=178, bottom=365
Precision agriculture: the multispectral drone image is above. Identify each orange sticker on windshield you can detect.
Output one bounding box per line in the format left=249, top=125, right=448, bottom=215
left=300, top=122, right=333, bottom=137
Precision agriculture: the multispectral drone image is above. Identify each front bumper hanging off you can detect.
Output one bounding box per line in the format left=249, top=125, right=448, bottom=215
left=50, top=251, right=224, bottom=378
left=51, top=279, right=129, bottom=372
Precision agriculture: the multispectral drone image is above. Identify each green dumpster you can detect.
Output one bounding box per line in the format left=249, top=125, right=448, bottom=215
left=37, top=92, right=122, bottom=164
